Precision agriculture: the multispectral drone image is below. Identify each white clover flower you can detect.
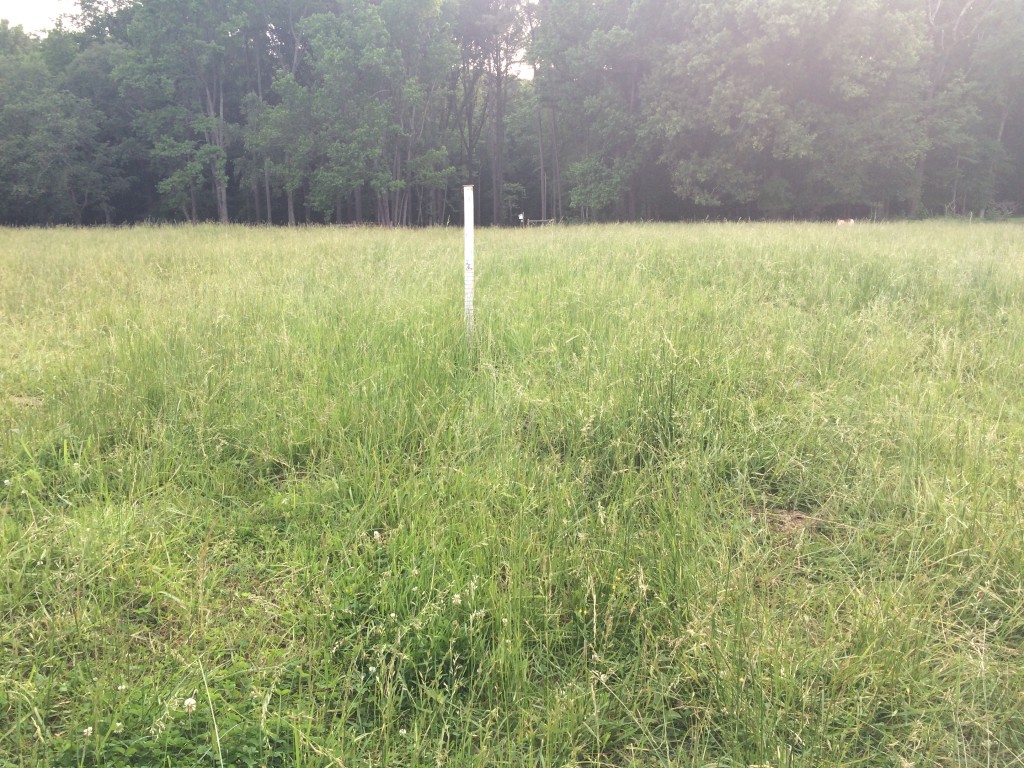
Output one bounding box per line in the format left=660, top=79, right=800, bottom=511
left=117, top=684, right=128, bottom=692
left=451, top=594, right=462, bottom=606
left=82, top=726, right=93, bottom=738
left=399, top=728, right=408, bottom=736
left=183, top=697, right=197, bottom=714
left=112, top=722, right=124, bottom=734
left=3, top=479, right=10, bottom=487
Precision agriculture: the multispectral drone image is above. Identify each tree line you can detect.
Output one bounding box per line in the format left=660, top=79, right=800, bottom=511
left=1, top=0, right=1022, bottom=226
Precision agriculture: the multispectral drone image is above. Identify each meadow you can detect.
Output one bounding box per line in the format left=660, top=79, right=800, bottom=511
left=1, top=222, right=1022, bottom=767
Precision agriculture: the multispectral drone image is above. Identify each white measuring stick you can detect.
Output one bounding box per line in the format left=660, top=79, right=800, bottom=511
left=464, top=185, right=475, bottom=336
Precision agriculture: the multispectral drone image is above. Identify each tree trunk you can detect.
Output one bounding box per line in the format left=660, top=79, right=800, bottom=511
left=490, top=70, right=506, bottom=225
left=255, top=47, right=273, bottom=225
left=69, top=187, right=85, bottom=226
left=537, top=106, right=547, bottom=221
left=215, top=175, right=229, bottom=224
left=264, top=163, right=273, bottom=224
left=551, top=110, right=563, bottom=220
left=949, top=155, right=961, bottom=215
left=204, top=82, right=230, bottom=224
left=252, top=174, right=261, bottom=223
left=908, top=153, right=926, bottom=217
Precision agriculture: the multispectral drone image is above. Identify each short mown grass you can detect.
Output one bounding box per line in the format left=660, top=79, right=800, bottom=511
left=1, top=221, right=1022, bottom=767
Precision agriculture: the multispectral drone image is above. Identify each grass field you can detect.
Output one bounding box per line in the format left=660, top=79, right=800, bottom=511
left=1, top=222, right=1023, bottom=767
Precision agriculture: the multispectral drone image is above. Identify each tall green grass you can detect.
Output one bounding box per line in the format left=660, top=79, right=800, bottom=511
left=2, top=222, right=1022, bottom=767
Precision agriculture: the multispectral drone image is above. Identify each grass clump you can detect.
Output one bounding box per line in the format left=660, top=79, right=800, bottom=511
left=2, top=221, right=1023, bottom=767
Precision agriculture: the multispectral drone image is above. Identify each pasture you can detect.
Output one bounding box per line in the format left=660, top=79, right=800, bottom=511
left=1, top=222, right=1023, bottom=767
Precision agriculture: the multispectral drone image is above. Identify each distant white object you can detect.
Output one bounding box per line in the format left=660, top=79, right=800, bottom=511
left=518, top=211, right=525, bottom=225
left=836, top=218, right=855, bottom=225
left=464, top=185, right=474, bottom=336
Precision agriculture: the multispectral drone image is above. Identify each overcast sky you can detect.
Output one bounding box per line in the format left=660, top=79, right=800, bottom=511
left=0, top=0, right=67, bottom=34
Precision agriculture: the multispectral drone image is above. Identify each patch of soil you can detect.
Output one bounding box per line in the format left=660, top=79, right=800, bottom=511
left=753, top=507, right=824, bottom=537
left=10, top=396, right=44, bottom=408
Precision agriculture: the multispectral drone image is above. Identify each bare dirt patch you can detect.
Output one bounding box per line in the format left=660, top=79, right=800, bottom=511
left=753, top=507, right=825, bottom=537
left=10, top=396, right=45, bottom=408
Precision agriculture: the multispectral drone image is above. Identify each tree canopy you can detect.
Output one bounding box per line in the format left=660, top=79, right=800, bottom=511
left=1, top=0, right=1021, bottom=225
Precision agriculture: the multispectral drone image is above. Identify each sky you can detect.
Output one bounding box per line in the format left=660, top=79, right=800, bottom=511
left=0, top=0, right=67, bottom=34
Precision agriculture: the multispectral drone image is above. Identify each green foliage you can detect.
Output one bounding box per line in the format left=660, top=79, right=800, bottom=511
left=243, top=72, right=317, bottom=224
left=118, top=0, right=247, bottom=222
left=645, top=0, right=929, bottom=214
left=566, top=155, right=626, bottom=219
left=0, top=0, right=1023, bottom=222
left=0, top=43, right=119, bottom=224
